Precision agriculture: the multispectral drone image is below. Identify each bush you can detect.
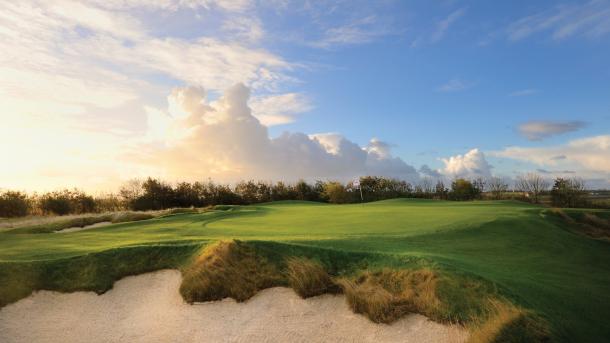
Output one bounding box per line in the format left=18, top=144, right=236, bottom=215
left=0, top=191, right=30, bottom=218
left=322, top=182, right=352, bottom=204
left=39, top=191, right=72, bottom=215
left=551, top=178, right=586, bottom=208
left=449, top=179, right=480, bottom=201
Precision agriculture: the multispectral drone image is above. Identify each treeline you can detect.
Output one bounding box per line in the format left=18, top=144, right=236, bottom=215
left=0, top=174, right=602, bottom=218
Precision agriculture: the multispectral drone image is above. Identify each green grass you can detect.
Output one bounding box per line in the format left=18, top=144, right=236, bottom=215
left=0, top=199, right=609, bottom=342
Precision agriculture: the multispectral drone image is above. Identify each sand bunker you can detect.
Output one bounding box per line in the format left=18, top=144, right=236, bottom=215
left=0, top=270, right=467, bottom=343
left=55, top=221, right=112, bottom=233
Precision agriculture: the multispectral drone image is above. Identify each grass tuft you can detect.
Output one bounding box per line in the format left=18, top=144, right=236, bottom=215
left=338, top=268, right=440, bottom=323
left=285, top=257, right=339, bottom=298
left=179, top=240, right=284, bottom=303
left=468, top=299, right=550, bottom=343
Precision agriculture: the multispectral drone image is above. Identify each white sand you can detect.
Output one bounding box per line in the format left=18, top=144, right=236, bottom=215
left=0, top=270, right=468, bottom=343
left=55, top=222, right=112, bottom=233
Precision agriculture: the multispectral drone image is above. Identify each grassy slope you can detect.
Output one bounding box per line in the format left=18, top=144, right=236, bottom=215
left=0, top=199, right=608, bottom=342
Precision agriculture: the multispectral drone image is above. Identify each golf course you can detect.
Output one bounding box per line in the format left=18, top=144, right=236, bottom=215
left=0, top=199, right=609, bottom=342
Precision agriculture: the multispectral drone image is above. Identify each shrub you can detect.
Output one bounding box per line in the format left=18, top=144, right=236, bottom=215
left=449, top=179, right=480, bottom=201
left=322, top=182, right=352, bottom=204
left=39, top=191, right=72, bottom=215
left=551, top=177, right=586, bottom=208
left=0, top=191, right=30, bottom=218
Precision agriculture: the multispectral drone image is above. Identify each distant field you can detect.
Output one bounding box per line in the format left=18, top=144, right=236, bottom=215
left=1, top=199, right=609, bottom=342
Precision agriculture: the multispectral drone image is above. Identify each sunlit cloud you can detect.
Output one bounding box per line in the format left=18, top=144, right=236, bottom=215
left=130, top=84, right=420, bottom=183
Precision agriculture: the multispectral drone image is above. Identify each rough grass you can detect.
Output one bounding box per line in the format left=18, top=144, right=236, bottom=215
left=179, top=242, right=549, bottom=341
left=468, top=299, right=550, bottom=343
left=285, top=257, right=340, bottom=297
left=179, top=240, right=284, bottom=303
left=4, top=211, right=158, bottom=234
left=549, top=208, right=610, bottom=241
left=338, top=269, right=441, bottom=323
left=0, top=243, right=200, bottom=308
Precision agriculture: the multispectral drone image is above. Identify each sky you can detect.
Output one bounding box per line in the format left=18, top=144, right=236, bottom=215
left=1, top=0, right=609, bottom=192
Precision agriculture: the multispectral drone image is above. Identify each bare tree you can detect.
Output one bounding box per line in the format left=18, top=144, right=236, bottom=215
left=487, top=177, right=509, bottom=199
left=420, top=177, right=435, bottom=196
left=516, top=173, right=549, bottom=203
left=119, top=178, right=143, bottom=206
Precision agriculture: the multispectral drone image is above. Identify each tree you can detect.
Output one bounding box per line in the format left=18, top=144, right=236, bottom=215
left=420, top=177, right=435, bottom=198
left=119, top=179, right=143, bottom=209
left=487, top=177, right=509, bottom=200
left=472, top=177, right=486, bottom=199
left=235, top=180, right=260, bottom=204
left=295, top=179, right=318, bottom=201
left=0, top=191, right=30, bottom=217
left=39, top=190, right=72, bottom=215
left=516, top=173, right=549, bottom=203
left=449, top=179, right=479, bottom=201
left=551, top=177, right=586, bottom=208
left=322, top=182, right=351, bottom=204
left=435, top=180, right=448, bottom=200
left=133, top=178, right=175, bottom=210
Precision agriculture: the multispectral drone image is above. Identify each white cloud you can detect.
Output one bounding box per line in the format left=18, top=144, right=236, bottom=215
left=507, top=1, right=610, bottom=41
left=92, top=0, right=253, bottom=12
left=133, top=84, right=420, bottom=183
left=250, top=93, right=312, bottom=126
left=509, top=89, right=539, bottom=97
left=518, top=120, right=586, bottom=141
left=221, top=16, right=265, bottom=42
left=437, top=78, right=474, bottom=92
left=441, top=149, right=493, bottom=179
left=431, top=8, right=466, bottom=42
left=0, top=1, right=292, bottom=125
left=309, top=15, right=388, bottom=49
left=494, top=135, right=610, bottom=173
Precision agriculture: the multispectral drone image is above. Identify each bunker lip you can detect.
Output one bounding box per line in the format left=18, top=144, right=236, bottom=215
left=54, top=221, right=113, bottom=233
left=0, top=269, right=468, bottom=343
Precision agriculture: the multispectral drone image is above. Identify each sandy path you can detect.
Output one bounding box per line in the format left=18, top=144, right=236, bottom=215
left=55, top=221, right=113, bottom=233
left=0, top=270, right=467, bottom=343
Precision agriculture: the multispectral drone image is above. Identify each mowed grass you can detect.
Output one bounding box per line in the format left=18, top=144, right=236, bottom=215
left=1, top=199, right=609, bottom=342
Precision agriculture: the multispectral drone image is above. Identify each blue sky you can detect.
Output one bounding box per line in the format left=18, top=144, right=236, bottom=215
left=1, top=0, right=609, bottom=191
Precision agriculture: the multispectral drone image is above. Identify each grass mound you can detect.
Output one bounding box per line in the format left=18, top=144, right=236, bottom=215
left=180, top=240, right=283, bottom=303
left=468, top=299, right=550, bottom=343
left=549, top=208, right=610, bottom=240
left=338, top=269, right=440, bottom=323
left=286, top=257, right=339, bottom=297
left=111, top=212, right=155, bottom=223
left=6, top=211, right=156, bottom=234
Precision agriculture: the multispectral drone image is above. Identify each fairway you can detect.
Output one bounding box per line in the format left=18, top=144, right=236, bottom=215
left=1, top=199, right=609, bottom=342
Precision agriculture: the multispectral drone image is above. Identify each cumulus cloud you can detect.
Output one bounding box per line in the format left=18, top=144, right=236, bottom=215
left=441, top=149, right=493, bottom=179
left=250, top=93, right=312, bottom=126
left=518, top=120, right=586, bottom=141
left=132, top=84, right=420, bottom=183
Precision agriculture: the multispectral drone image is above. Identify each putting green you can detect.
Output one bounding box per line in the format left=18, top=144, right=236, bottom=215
left=1, top=199, right=609, bottom=342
